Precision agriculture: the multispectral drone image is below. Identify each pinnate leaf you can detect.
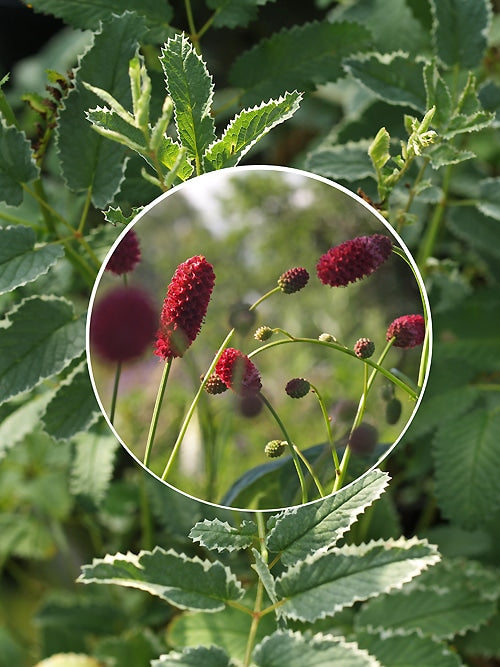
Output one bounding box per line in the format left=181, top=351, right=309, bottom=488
left=423, top=61, right=453, bottom=128
left=204, top=91, right=302, bottom=171
left=152, top=645, right=235, bottom=667
left=26, top=0, right=173, bottom=41
left=103, top=205, right=142, bottom=226
left=85, top=106, right=146, bottom=152
left=0, top=118, right=39, bottom=205
left=427, top=144, right=475, bottom=169
left=160, top=34, right=216, bottom=166
left=275, top=537, right=440, bottom=622
left=78, top=547, right=244, bottom=611
left=0, top=225, right=64, bottom=294
left=0, top=393, right=52, bottom=460
left=354, top=631, right=463, bottom=667
left=189, top=518, right=257, bottom=552
left=253, top=630, right=380, bottom=667
left=477, top=177, right=500, bottom=220
left=433, top=408, right=500, bottom=529
left=70, top=431, right=120, bottom=505
left=230, top=21, right=372, bottom=106
left=448, top=207, right=500, bottom=261
left=344, top=52, right=427, bottom=111
left=207, top=0, right=277, bottom=29
left=430, top=0, right=492, bottom=69
left=57, top=12, right=144, bottom=208
left=306, top=140, right=375, bottom=182
left=0, top=296, right=85, bottom=405
left=266, top=469, right=390, bottom=565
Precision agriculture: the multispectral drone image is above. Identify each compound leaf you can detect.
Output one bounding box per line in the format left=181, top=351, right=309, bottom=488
left=344, top=52, right=427, bottom=111
left=189, top=518, right=257, bottom=552
left=230, top=21, right=372, bottom=106
left=0, top=225, right=64, bottom=294
left=0, top=393, right=52, bottom=461
left=266, top=469, right=390, bottom=566
left=152, top=645, right=235, bottom=667
left=204, top=91, right=302, bottom=170
left=78, top=547, right=244, bottom=611
left=70, top=431, right=120, bottom=505
left=57, top=12, right=144, bottom=208
left=430, top=0, right=492, bottom=69
left=275, top=537, right=439, bottom=622
left=160, top=33, right=216, bottom=169
left=477, top=177, right=500, bottom=220
left=25, top=0, right=173, bottom=42
left=433, top=408, right=500, bottom=529
left=85, top=106, right=146, bottom=152
left=306, top=140, right=375, bottom=182
left=253, top=630, right=380, bottom=667
left=427, top=143, right=475, bottom=169
left=354, top=631, right=463, bottom=667
left=448, top=207, right=500, bottom=261
left=0, top=296, right=85, bottom=405
left=0, top=118, right=39, bottom=206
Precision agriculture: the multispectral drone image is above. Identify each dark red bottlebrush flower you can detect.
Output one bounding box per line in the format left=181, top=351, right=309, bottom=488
left=354, top=337, right=375, bottom=359
left=285, top=377, right=311, bottom=398
left=90, top=286, right=157, bottom=363
left=316, top=234, right=392, bottom=287
left=105, top=229, right=141, bottom=275
left=215, top=348, right=262, bottom=395
left=278, top=267, right=309, bottom=294
left=386, top=314, right=425, bottom=348
left=155, top=255, right=215, bottom=360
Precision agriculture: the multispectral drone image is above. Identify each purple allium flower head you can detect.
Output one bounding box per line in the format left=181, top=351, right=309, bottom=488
left=155, top=255, right=215, bottom=360
left=316, top=234, right=392, bottom=287
left=278, top=267, right=309, bottom=294
left=90, top=286, right=157, bottom=363
left=105, top=229, right=141, bottom=275
left=215, top=348, right=262, bottom=395
left=386, top=314, right=425, bottom=348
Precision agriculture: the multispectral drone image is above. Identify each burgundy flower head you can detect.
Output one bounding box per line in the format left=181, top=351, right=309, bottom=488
left=90, top=286, right=157, bottom=363
left=155, top=255, right=215, bottom=360
left=105, top=229, right=141, bottom=275
left=278, top=267, right=309, bottom=294
left=316, top=234, right=392, bottom=287
left=285, top=377, right=311, bottom=399
left=215, top=348, right=262, bottom=395
left=354, top=337, right=375, bottom=359
left=386, top=314, right=425, bottom=349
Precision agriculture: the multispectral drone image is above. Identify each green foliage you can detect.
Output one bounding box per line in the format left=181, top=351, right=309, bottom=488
left=0, top=118, right=39, bottom=205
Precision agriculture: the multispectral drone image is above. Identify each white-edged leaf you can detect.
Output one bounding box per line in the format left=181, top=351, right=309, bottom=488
left=344, top=52, right=427, bottom=111
left=306, top=140, right=375, bottom=182
left=355, top=586, right=496, bottom=640
left=477, top=177, right=500, bottom=220
left=354, top=630, right=464, bottom=667
left=152, top=645, right=235, bottom=667
left=78, top=547, right=244, bottom=611
left=204, top=91, right=302, bottom=170
left=189, top=518, right=257, bottom=552
left=252, top=549, right=277, bottom=604
left=103, top=205, right=143, bottom=226
left=85, top=106, right=146, bottom=152
left=42, top=360, right=100, bottom=441
left=448, top=206, right=500, bottom=260
left=70, top=431, right=120, bottom=505
left=253, top=630, right=381, bottom=667
left=427, top=143, right=475, bottom=168
left=275, top=537, right=440, bottom=622
left=456, top=611, right=500, bottom=659
left=207, top=0, right=277, bottom=29
left=157, top=135, right=194, bottom=181
left=0, top=296, right=85, bottom=405
left=0, top=225, right=64, bottom=294
left=0, top=117, right=39, bottom=205
left=266, top=469, right=390, bottom=565
left=160, top=33, right=216, bottom=165
left=423, top=61, right=453, bottom=128
left=430, top=0, right=492, bottom=69
left=0, top=393, right=52, bottom=461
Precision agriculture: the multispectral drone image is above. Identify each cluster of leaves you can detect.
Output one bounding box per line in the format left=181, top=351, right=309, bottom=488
left=0, top=0, right=499, bottom=664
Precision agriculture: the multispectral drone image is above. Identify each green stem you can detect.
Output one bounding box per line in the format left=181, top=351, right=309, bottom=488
left=250, top=337, right=418, bottom=400
left=259, top=393, right=309, bottom=504
left=309, top=381, right=340, bottom=475
left=144, top=358, right=173, bottom=468
left=416, top=163, right=452, bottom=273
left=109, top=361, right=122, bottom=425
left=243, top=514, right=267, bottom=667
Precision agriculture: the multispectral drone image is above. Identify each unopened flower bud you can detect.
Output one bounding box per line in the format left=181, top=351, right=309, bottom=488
left=278, top=267, right=309, bottom=294
left=265, top=440, right=287, bottom=458
left=204, top=374, right=228, bottom=395
left=354, top=337, right=375, bottom=359
left=254, top=326, right=274, bottom=341
left=285, top=377, right=311, bottom=399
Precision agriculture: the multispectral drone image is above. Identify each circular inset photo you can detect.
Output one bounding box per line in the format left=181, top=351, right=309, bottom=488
left=87, top=166, right=431, bottom=511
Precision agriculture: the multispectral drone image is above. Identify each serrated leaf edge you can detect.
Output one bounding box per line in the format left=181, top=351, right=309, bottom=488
left=189, top=517, right=257, bottom=552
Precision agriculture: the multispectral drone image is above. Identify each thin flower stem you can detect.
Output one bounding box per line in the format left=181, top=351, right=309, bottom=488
left=417, top=163, right=452, bottom=273
left=77, top=186, right=93, bottom=234
left=259, top=393, right=309, bottom=504
left=109, top=361, right=122, bottom=425
left=144, top=358, right=173, bottom=468
left=309, top=382, right=340, bottom=475
left=291, top=443, right=326, bottom=497
left=249, top=337, right=418, bottom=400
left=250, top=286, right=280, bottom=311
left=243, top=514, right=267, bottom=667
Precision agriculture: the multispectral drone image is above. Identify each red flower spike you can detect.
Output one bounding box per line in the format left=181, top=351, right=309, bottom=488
left=316, top=234, right=392, bottom=287
left=278, top=267, right=309, bottom=294
left=90, top=286, right=157, bottom=363
left=215, top=348, right=262, bottom=395
left=386, top=314, right=425, bottom=349
left=105, top=229, right=141, bottom=275
left=155, top=255, right=215, bottom=360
